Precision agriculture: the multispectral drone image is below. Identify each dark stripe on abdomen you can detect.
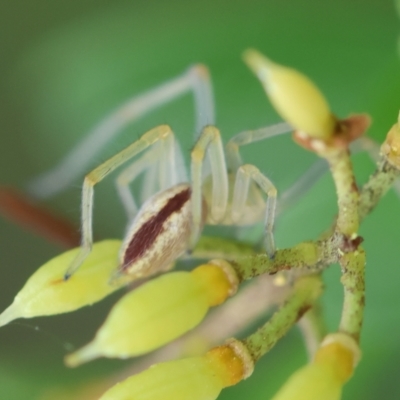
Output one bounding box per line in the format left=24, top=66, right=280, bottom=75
left=122, top=188, right=191, bottom=269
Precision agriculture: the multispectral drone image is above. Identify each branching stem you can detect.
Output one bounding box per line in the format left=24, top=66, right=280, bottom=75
left=242, top=274, right=323, bottom=362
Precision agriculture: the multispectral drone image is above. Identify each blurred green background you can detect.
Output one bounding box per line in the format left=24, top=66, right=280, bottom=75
left=0, top=0, right=400, bottom=399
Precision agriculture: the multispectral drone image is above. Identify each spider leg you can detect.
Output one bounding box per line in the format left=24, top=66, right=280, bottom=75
left=190, top=126, right=229, bottom=248
left=64, top=125, right=175, bottom=279
left=138, top=140, right=188, bottom=205
left=157, top=128, right=180, bottom=190
left=226, top=122, right=292, bottom=172
left=140, top=161, right=159, bottom=205
left=232, top=164, right=277, bottom=258
left=278, top=136, right=387, bottom=214
left=278, top=158, right=328, bottom=214
left=27, top=65, right=214, bottom=199
left=116, top=133, right=186, bottom=221
left=115, top=149, right=161, bottom=221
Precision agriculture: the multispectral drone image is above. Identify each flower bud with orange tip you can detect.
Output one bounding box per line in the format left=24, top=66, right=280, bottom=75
left=65, top=260, right=238, bottom=367
left=271, top=332, right=361, bottom=400
left=0, top=240, right=122, bottom=327
left=243, top=49, right=336, bottom=140
left=99, top=339, right=253, bottom=400
left=381, top=112, right=400, bottom=169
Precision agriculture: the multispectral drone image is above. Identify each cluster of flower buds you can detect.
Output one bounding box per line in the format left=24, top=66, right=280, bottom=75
left=97, top=332, right=359, bottom=400
left=0, top=48, right=376, bottom=400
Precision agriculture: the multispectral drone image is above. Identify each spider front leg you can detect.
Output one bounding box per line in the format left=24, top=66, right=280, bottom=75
left=64, top=125, right=177, bottom=280
left=226, top=122, right=292, bottom=172
left=226, top=124, right=285, bottom=257
left=190, top=126, right=229, bottom=248
left=116, top=151, right=158, bottom=221
left=115, top=134, right=185, bottom=221
left=278, top=135, right=386, bottom=214
left=27, top=64, right=214, bottom=200
left=232, top=164, right=277, bottom=258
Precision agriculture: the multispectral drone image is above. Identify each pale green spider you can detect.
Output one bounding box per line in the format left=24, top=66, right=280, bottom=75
left=26, top=64, right=380, bottom=283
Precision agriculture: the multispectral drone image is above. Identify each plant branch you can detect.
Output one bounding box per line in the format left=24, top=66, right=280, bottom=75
left=242, top=274, right=323, bottom=362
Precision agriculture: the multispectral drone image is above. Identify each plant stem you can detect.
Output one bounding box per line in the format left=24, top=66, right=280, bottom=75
left=242, top=275, right=323, bottom=362
left=230, top=233, right=352, bottom=280
left=339, top=248, right=366, bottom=341
left=359, top=159, right=400, bottom=221
left=324, top=148, right=359, bottom=236
left=191, top=236, right=256, bottom=259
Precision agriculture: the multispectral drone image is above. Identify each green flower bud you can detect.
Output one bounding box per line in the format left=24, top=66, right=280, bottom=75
left=0, top=240, right=122, bottom=327
left=65, top=262, right=238, bottom=367
left=99, top=340, right=253, bottom=400
left=381, top=111, right=400, bottom=169
left=271, top=333, right=360, bottom=400
left=243, top=49, right=335, bottom=140
left=100, top=356, right=224, bottom=400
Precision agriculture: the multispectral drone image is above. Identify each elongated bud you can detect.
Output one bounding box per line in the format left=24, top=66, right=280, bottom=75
left=243, top=49, right=336, bottom=140
left=0, top=240, right=122, bottom=327
left=99, top=339, right=253, bottom=400
left=381, top=112, right=400, bottom=169
left=65, top=261, right=238, bottom=367
left=271, top=332, right=360, bottom=400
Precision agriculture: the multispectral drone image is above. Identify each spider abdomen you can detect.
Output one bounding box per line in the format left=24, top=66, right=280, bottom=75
left=118, top=183, right=205, bottom=278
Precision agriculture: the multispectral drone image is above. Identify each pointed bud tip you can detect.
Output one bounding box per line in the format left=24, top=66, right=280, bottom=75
left=0, top=303, right=19, bottom=327
left=1, top=240, right=122, bottom=322
left=64, top=342, right=99, bottom=368
left=242, top=48, right=273, bottom=75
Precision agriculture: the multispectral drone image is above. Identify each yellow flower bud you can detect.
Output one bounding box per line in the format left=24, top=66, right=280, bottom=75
left=271, top=363, right=342, bottom=400
left=191, top=259, right=238, bottom=306
left=243, top=49, right=336, bottom=140
left=271, top=333, right=360, bottom=400
left=99, top=340, right=253, bottom=400
left=0, top=240, right=122, bottom=327
left=65, top=262, right=238, bottom=367
left=381, top=111, right=400, bottom=169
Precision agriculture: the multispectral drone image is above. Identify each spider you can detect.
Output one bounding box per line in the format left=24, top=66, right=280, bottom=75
left=25, top=63, right=384, bottom=283
left=26, top=64, right=297, bottom=282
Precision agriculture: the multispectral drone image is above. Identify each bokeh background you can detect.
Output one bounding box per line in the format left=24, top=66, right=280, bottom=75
left=1, top=0, right=400, bottom=399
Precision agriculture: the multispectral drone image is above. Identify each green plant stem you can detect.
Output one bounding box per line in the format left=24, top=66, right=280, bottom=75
left=230, top=234, right=351, bottom=280
left=339, top=248, right=366, bottom=342
left=359, top=159, right=400, bottom=221
left=242, top=275, right=323, bottom=362
left=324, top=148, right=359, bottom=236
left=192, top=236, right=255, bottom=259
left=321, top=144, right=365, bottom=341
